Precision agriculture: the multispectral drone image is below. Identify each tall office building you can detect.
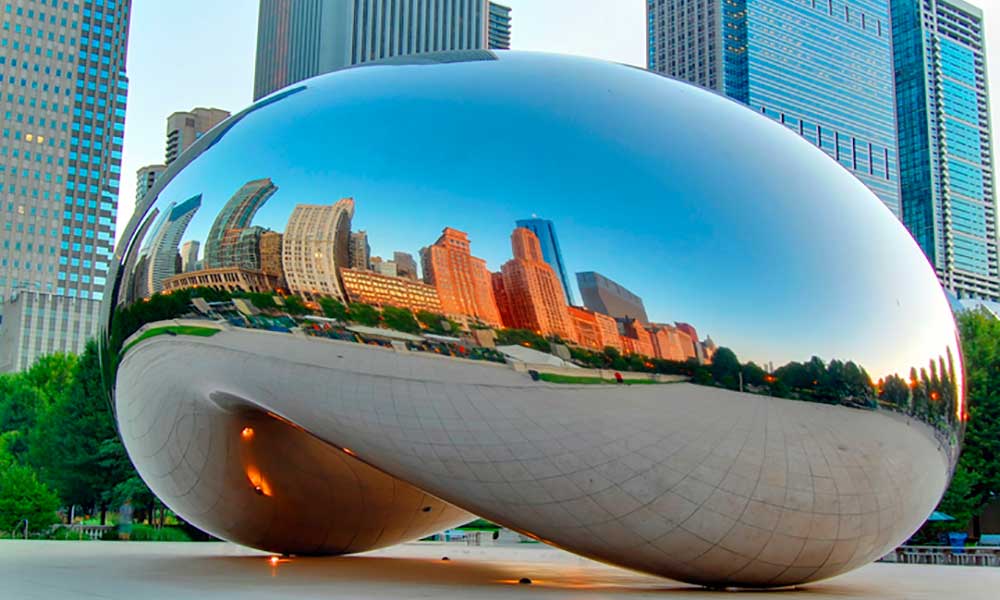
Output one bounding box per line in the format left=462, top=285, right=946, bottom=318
left=0, top=0, right=131, bottom=371
left=165, top=107, right=230, bottom=165
left=203, top=178, right=277, bottom=269
left=253, top=0, right=502, bottom=100
left=576, top=271, right=648, bottom=323
left=497, top=228, right=576, bottom=341
left=515, top=217, right=573, bottom=304
left=647, top=0, right=901, bottom=215
left=420, top=227, right=501, bottom=326
left=145, top=196, right=202, bottom=295
left=893, top=0, right=998, bottom=301
left=487, top=2, right=511, bottom=49
left=180, top=240, right=201, bottom=273
left=282, top=199, right=355, bottom=300
left=349, top=230, right=370, bottom=270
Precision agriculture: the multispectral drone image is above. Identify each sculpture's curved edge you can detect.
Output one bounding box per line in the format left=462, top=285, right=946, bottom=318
left=118, top=326, right=949, bottom=587
left=115, top=335, right=474, bottom=555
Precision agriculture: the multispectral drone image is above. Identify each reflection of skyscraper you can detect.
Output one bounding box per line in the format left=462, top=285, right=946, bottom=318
left=349, top=231, right=371, bottom=270
left=204, top=178, right=278, bottom=269
left=283, top=199, right=355, bottom=300
left=219, top=226, right=266, bottom=270
left=146, top=196, right=203, bottom=294
left=515, top=217, right=574, bottom=304
left=498, top=228, right=576, bottom=340
left=180, top=241, right=201, bottom=273
left=394, top=251, right=419, bottom=280
left=340, top=268, right=442, bottom=314
left=892, top=0, right=998, bottom=301
left=421, top=227, right=501, bottom=325
left=259, top=231, right=285, bottom=287
left=576, top=271, right=648, bottom=323
left=648, top=0, right=901, bottom=215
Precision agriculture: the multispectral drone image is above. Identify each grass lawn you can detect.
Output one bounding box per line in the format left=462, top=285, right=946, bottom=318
left=537, top=373, right=666, bottom=385
left=123, top=325, right=220, bottom=354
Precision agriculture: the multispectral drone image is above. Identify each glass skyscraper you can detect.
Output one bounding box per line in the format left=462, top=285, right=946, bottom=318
left=253, top=0, right=501, bottom=101
left=0, top=0, right=130, bottom=371
left=893, top=0, right=997, bottom=301
left=647, top=0, right=901, bottom=215
left=515, top=217, right=573, bottom=305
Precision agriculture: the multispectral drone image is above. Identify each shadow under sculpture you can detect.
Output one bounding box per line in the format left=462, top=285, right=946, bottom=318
left=103, top=51, right=964, bottom=588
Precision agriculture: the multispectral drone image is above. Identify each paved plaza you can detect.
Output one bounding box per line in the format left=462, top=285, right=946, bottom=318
left=2, top=540, right=998, bottom=599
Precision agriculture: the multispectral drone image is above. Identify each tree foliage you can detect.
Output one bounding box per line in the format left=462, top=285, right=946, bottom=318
left=0, top=433, right=60, bottom=535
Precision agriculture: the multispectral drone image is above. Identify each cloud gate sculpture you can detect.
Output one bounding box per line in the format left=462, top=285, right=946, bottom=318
left=103, top=52, right=965, bottom=588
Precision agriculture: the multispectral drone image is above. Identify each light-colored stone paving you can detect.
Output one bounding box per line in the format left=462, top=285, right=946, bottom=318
left=2, top=540, right=998, bottom=599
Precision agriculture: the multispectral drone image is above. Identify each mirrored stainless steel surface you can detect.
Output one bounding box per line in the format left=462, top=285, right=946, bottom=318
left=103, top=51, right=964, bottom=587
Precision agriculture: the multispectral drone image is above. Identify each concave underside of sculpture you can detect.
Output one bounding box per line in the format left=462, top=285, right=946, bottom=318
left=104, top=51, right=964, bottom=588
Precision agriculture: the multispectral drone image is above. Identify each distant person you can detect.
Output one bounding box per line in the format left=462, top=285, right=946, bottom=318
left=614, top=372, right=624, bottom=384
left=118, top=499, right=134, bottom=541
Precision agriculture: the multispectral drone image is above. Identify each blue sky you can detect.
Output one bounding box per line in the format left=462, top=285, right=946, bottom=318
left=119, top=0, right=999, bottom=235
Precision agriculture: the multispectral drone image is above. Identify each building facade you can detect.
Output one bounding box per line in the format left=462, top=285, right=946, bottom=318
left=393, top=250, right=418, bottom=280
left=144, top=196, right=202, bottom=295
left=282, top=199, right=354, bottom=299
left=259, top=230, right=284, bottom=285
left=515, top=217, right=573, bottom=304
left=339, top=266, right=442, bottom=313
left=647, top=0, right=902, bottom=215
left=253, top=0, right=501, bottom=100
left=893, top=0, right=998, bottom=300
left=487, top=2, right=511, bottom=49
left=420, top=227, right=501, bottom=326
left=180, top=240, right=200, bottom=273
left=162, top=266, right=280, bottom=295
left=576, top=271, right=648, bottom=323
left=349, top=230, right=370, bottom=270
left=0, top=0, right=131, bottom=370
left=165, top=107, right=230, bottom=165
left=204, top=178, right=277, bottom=269
left=136, top=164, right=165, bottom=204
left=0, top=292, right=102, bottom=372
left=497, top=227, right=575, bottom=340
left=567, top=305, right=621, bottom=351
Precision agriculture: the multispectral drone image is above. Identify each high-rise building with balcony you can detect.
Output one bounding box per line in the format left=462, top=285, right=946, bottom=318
left=647, top=0, right=902, bottom=215
left=165, top=107, right=230, bottom=165
left=497, top=227, right=576, bottom=340
left=0, top=0, right=131, bottom=371
left=136, top=164, right=165, bottom=205
left=487, top=2, right=511, bottom=49
left=253, top=0, right=506, bottom=100
left=515, top=217, right=573, bottom=305
left=420, top=227, right=500, bottom=326
left=893, top=0, right=998, bottom=301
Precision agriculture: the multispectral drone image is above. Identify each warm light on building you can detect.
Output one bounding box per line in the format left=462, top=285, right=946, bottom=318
left=283, top=199, right=355, bottom=300
left=420, top=227, right=502, bottom=326
left=495, top=228, right=576, bottom=341
left=339, top=267, right=442, bottom=314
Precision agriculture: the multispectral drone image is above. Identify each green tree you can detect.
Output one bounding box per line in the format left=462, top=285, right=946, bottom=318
left=28, top=341, right=132, bottom=524
left=0, top=433, right=60, bottom=535
left=347, top=302, right=381, bottom=326
left=318, top=297, right=348, bottom=321
left=281, top=295, right=308, bottom=316
left=381, top=306, right=420, bottom=333
left=709, top=347, right=741, bottom=389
